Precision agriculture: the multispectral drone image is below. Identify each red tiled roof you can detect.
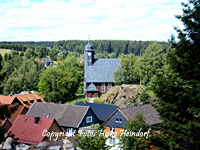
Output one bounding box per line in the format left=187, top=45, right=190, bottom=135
left=0, top=93, right=46, bottom=107
left=8, top=115, right=55, bottom=145
left=80, top=57, right=84, bottom=62
left=9, top=105, right=28, bottom=123
left=0, top=96, right=15, bottom=104
left=15, top=93, right=45, bottom=103
left=0, top=104, right=28, bottom=125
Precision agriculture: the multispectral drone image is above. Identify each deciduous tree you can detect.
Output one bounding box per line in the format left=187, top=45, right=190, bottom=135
left=75, top=126, right=111, bottom=150
left=119, top=114, right=149, bottom=150
left=114, top=54, right=139, bottom=84
left=3, top=59, right=42, bottom=95
left=38, top=67, right=78, bottom=103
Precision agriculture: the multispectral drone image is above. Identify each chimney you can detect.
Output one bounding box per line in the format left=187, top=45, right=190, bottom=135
left=28, top=89, right=31, bottom=94
left=84, top=99, right=87, bottom=104
left=35, top=116, right=40, bottom=124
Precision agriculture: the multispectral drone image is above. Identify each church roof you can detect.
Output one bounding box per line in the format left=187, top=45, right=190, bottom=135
left=85, top=42, right=94, bottom=51
left=86, top=83, right=99, bottom=92
left=85, top=42, right=91, bottom=49
left=42, top=58, right=52, bottom=63
left=84, top=58, right=121, bottom=82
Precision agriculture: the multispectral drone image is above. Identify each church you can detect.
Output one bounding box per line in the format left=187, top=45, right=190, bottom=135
left=84, top=42, right=121, bottom=98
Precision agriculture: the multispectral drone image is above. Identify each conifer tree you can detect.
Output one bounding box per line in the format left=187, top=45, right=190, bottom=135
left=150, top=0, right=200, bottom=149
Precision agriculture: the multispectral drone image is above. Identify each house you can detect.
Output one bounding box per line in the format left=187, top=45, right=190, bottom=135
left=84, top=42, right=121, bottom=98
left=74, top=101, right=119, bottom=123
left=0, top=96, right=23, bottom=106
left=41, top=57, right=52, bottom=68
left=0, top=104, right=28, bottom=132
left=26, top=102, right=100, bottom=132
left=7, top=115, right=63, bottom=145
left=0, top=91, right=46, bottom=107
left=80, top=57, right=84, bottom=63
left=103, top=104, right=162, bottom=146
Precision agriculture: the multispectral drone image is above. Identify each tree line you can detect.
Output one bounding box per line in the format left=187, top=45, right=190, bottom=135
left=0, top=40, right=170, bottom=59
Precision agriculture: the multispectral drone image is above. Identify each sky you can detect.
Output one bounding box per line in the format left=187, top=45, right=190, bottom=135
left=0, top=0, right=186, bottom=41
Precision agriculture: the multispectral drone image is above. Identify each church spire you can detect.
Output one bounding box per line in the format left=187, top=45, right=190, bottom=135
left=84, top=35, right=95, bottom=66
left=88, top=34, right=90, bottom=43
left=85, top=34, right=93, bottom=51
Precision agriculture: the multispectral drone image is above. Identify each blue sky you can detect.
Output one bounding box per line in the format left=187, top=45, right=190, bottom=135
left=0, top=0, right=186, bottom=41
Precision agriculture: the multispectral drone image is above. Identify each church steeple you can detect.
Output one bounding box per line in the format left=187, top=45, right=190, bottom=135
left=84, top=39, right=95, bottom=66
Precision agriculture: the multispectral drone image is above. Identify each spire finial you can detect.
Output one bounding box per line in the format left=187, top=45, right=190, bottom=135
left=88, top=34, right=90, bottom=43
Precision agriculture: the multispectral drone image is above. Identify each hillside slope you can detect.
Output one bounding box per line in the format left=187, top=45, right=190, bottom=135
left=102, top=84, right=156, bottom=108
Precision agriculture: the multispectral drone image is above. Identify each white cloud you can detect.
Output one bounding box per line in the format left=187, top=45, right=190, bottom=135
left=0, top=0, right=184, bottom=41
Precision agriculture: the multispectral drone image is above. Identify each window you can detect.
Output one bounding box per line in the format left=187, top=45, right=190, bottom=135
left=109, top=137, right=116, bottom=144
left=66, top=128, right=73, bottom=134
left=46, top=114, right=50, bottom=118
left=23, top=101, right=28, bottom=104
left=88, top=52, right=91, bottom=56
left=86, top=116, right=92, bottom=123
left=116, top=118, right=119, bottom=123
left=116, top=118, right=122, bottom=123
left=101, top=82, right=105, bottom=92
left=88, top=52, right=92, bottom=62
left=108, top=82, right=112, bottom=90
left=109, top=127, right=115, bottom=132
left=21, top=130, right=24, bottom=134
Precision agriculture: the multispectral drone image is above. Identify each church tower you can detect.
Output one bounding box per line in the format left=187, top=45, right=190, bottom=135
left=84, top=42, right=95, bottom=66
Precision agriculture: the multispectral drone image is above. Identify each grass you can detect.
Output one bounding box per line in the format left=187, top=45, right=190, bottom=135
left=65, top=98, right=85, bottom=104
left=93, top=98, right=104, bottom=104
left=146, top=90, right=156, bottom=98
left=0, top=49, right=12, bottom=56
left=65, top=94, right=85, bottom=104
left=93, top=94, right=105, bottom=104
left=65, top=94, right=105, bottom=104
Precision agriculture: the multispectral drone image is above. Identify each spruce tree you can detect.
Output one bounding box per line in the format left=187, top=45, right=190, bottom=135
left=150, top=0, right=200, bottom=149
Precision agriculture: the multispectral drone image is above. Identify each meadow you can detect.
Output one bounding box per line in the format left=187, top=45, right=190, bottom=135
left=0, top=49, right=12, bottom=55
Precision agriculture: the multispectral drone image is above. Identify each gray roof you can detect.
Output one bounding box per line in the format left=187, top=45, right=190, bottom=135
left=86, top=83, right=99, bottom=92
left=74, top=101, right=119, bottom=122
left=85, top=42, right=93, bottom=51
left=26, top=102, right=89, bottom=128
left=85, top=58, right=121, bottom=82
left=42, top=58, right=52, bottom=63
left=120, top=104, right=162, bottom=125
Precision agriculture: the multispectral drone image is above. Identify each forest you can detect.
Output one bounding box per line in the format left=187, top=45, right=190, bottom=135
left=0, top=0, right=199, bottom=149
left=0, top=40, right=170, bottom=59
left=0, top=39, right=169, bottom=99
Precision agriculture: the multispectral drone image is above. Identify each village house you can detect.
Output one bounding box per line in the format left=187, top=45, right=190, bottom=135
left=0, top=91, right=46, bottom=107
left=84, top=42, right=121, bottom=98
left=26, top=102, right=100, bottom=133
left=41, top=57, right=52, bottom=68
left=74, top=101, right=119, bottom=124
left=0, top=104, right=28, bottom=132
left=8, top=115, right=63, bottom=145
left=102, top=104, right=162, bottom=147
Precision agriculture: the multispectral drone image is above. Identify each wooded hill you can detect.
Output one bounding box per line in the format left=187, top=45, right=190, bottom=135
left=0, top=40, right=170, bottom=57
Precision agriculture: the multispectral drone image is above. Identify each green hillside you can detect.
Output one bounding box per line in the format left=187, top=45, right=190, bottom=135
left=0, top=49, right=12, bottom=55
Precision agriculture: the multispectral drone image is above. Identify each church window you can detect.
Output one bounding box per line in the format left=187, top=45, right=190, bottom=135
left=101, top=83, right=105, bottom=92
